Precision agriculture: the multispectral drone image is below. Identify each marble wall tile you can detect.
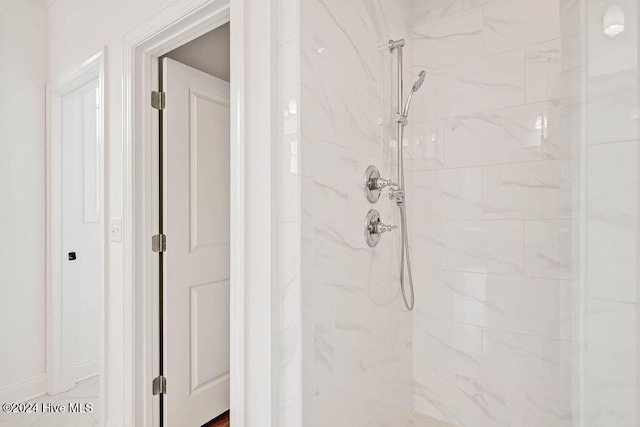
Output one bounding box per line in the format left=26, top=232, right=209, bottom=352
left=413, top=167, right=483, bottom=219
left=413, top=269, right=572, bottom=340
left=583, top=299, right=638, bottom=425
left=410, top=120, right=446, bottom=170
left=278, top=0, right=298, bottom=45
left=463, top=0, right=492, bottom=9
left=444, top=102, right=548, bottom=168
left=585, top=218, right=636, bottom=301
left=483, top=160, right=562, bottom=219
left=525, top=39, right=561, bottom=103
left=524, top=394, right=573, bottom=427
left=415, top=50, right=525, bottom=122
left=585, top=69, right=639, bottom=145
left=483, top=0, right=560, bottom=56
left=414, top=219, right=524, bottom=275
left=332, top=283, right=391, bottom=379
left=414, top=367, right=524, bottom=426
left=411, top=0, right=463, bottom=25
left=524, top=220, right=572, bottom=279
left=412, top=7, right=483, bottom=71
left=413, top=314, right=482, bottom=379
left=312, top=139, right=368, bottom=224
left=587, top=148, right=638, bottom=225
left=313, top=221, right=392, bottom=309
left=482, top=329, right=572, bottom=405
left=412, top=268, right=487, bottom=325
left=584, top=299, right=637, bottom=381
left=314, top=306, right=335, bottom=397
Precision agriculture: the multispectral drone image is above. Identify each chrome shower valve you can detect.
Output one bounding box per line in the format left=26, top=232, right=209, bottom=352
left=364, top=209, right=397, bottom=247
left=364, top=165, right=398, bottom=203
left=368, top=177, right=397, bottom=191
left=372, top=222, right=397, bottom=234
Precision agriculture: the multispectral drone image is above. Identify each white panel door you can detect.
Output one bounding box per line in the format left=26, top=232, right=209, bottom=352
left=162, top=58, right=230, bottom=427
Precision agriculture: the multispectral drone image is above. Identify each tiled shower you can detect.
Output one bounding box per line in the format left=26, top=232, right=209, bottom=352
left=276, top=0, right=639, bottom=425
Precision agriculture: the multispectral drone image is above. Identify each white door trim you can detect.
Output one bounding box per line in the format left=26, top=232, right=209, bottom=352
left=46, top=48, right=106, bottom=427
left=122, top=0, right=275, bottom=426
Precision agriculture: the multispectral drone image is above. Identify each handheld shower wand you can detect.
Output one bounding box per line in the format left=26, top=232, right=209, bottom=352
left=389, top=39, right=427, bottom=311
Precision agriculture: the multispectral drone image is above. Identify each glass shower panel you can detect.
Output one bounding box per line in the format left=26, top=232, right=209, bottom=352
left=562, top=0, right=639, bottom=424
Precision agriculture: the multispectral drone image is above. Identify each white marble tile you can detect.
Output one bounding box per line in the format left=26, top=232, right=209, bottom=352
left=586, top=148, right=638, bottom=224
left=524, top=394, right=573, bottom=427
left=462, top=0, right=492, bottom=8
left=412, top=7, right=483, bottom=71
left=413, top=367, right=523, bottom=427
left=313, top=221, right=392, bottom=309
left=311, top=139, right=363, bottom=224
left=578, top=300, right=638, bottom=425
left=314, top=306, right=334, bottom=397
left=413, top=167, right=483, bottom=219
left=524, top=220, right=572, bottom=279
left=525, top=39, right=561, bottom=103
left=414, top=269, right=571, bottom=339
left=333, top=283, right=391, bottom=380
left=406, top=411, right=457, bottom=426
left=483, top=0, right=560, bottom=56
left=585, top=69, right=639, bottom=145
left=366, top=379, right=413, bottom=427
left=414, top=219, right=524, bottom=275
left=278, top=0, right=298, bottom=45
left=413, top=314, right=482, bottom=379
left=411, top=0, right=463, bottom=25
left=415, top=50, right=525, bottom=122
left=583, top=299, right=637, bottom=390
left=483, top=160, right=562, bottom=219
left=482, top=329, right=572, bottom=399
left=585, top=218, right=636, bottom=301
left=444, top=102, right=552, bottom=168
left=310, top=0, right=387, bottom=156
left=410, top=119, right=445, bottom=170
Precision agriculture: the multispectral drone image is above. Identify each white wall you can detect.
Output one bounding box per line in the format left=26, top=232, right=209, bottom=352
left=0, top=0, right=48, bottom=403
left=47, top=0, right=192, bottom=424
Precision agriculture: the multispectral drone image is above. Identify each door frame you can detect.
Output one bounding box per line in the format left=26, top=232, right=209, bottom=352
left=46, top=48, right=106, bottom=427
left=122, top=0, right=275, bottom=426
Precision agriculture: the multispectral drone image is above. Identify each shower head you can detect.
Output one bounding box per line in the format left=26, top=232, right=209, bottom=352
left=401, top=70, right=426, bottom=119
left=411, top=71, right=426, bottom=94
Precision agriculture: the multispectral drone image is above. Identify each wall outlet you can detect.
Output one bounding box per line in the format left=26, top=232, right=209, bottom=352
left=110, top=218, right=122, bottom=242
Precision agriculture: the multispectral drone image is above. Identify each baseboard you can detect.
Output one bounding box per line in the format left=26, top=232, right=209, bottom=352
left=0, top=374, right=47, bottom=404
left=76, top=358, right=99, bottom=382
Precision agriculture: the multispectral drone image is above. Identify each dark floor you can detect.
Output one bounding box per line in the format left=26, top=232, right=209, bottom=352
left=203, top=411, right=230, bottom=427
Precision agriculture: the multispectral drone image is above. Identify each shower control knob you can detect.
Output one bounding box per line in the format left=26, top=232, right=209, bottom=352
left=368, top=177, right=397, bottom=191
left=375, top=222, right=397, bottom=234
left=364, top=209, right=396, bottom=247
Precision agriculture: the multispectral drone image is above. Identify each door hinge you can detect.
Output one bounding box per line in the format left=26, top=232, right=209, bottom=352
left=152, top=376, right=167, bottom=395
left=152, top=234, right=166, bottom=252
left=151, top=91, right=166, bottom=110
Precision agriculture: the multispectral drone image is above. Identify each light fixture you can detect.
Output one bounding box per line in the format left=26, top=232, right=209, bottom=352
left=603, top=4, right=625, bottom=38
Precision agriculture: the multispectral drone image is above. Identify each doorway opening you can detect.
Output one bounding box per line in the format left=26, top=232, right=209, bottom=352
left=156, top=22, right=231, bottom=427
